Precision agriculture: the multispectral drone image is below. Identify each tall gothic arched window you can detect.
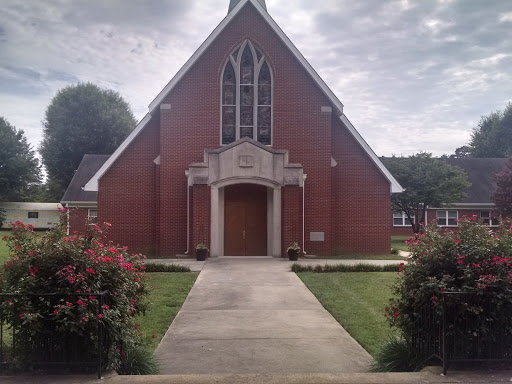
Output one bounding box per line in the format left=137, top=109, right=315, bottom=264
left=221, top=40, right=272, bottom=145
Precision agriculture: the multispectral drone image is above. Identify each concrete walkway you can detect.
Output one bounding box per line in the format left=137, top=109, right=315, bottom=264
left=153, top=257, right=373, bottom=374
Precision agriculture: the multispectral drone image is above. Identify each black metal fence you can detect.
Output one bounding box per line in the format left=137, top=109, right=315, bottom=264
left=412, top=291, right=512, bottom=374
left=0, top=291, right=108, bottom=379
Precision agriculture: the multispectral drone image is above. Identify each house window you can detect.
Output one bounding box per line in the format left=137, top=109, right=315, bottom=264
left=28, top=212, right=39, bottom=219
left=480, top=211, right=499, bottom=227
left=437, top=210, right=457, bottom=226
left=393, top=212, right=414, bottom=226
left=88, top=209, right=98, bottom=225
left=221, top=40, right=272, bottom=145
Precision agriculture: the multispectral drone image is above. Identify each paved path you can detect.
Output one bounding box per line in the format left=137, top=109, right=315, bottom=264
left=153, top=257, right=373, bottom=374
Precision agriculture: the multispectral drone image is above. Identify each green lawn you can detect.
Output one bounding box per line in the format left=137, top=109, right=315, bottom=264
left=306, top=254, right=404, bottom=260
left=391, top=236, right=410, bottom=252
left=297, top=272, right=397, bottom=357
left=136, top=272, right=198, bottom=351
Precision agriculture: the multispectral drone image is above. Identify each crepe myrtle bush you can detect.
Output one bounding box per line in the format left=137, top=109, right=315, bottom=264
left=384, top=216, right=512, bottom=364
left=0, top=212, right=150, bottom=371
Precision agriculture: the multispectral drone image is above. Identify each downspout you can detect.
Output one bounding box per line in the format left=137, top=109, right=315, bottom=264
left=302, top=174, right=307, bottom=255
left=66, top=203, right=70, bottom=235
left=184, top=171, right=190, bottom=255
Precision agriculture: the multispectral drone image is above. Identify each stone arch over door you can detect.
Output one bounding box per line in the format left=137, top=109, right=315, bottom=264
left=187, top=137, right=304, bottom=257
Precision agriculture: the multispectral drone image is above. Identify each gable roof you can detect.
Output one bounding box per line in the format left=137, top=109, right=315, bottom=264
left=84, top=0, right=403, bottom=193
left=445, top=158, right=506, bottom=204
left=62, top=154, right=109, bottom=203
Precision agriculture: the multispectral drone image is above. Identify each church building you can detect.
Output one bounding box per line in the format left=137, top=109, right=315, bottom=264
left=64, top=0, right=403, bottom=257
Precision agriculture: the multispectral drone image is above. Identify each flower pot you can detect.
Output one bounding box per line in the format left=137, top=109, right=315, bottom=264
left=288, top=249, right=299, bottom=261
left=196, top=248, right=208, bottom=261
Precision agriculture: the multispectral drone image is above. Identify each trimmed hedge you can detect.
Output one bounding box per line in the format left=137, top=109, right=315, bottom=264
left=291, top=263, right=400, bottom=273
left=143, top=263, right=191, bottom=273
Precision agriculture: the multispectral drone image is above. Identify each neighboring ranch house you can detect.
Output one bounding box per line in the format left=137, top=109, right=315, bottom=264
left=0, top=202, right=62, bottom=230
left=391, top=158, right=506, bottom=236
left=64, top=0, right=403, bottom=257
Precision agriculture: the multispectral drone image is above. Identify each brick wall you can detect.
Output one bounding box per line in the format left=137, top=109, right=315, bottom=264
left=68, top=207, right=90, bottom=234
left=98, top=115, right=160, bottom=256
left=331, top=116, right=391, bottom=254
left=282, top=186, right=303, bottom=257
left=190, top=185, right=211, bottom=254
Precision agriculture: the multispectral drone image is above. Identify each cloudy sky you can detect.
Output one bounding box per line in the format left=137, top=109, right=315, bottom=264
left=1, top=0, right=511, bottom=160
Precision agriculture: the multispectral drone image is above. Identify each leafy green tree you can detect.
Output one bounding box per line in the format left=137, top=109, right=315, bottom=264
left=382, top=153, right=471, bottom=233
left=40, top=83, right=136, bottom=200
left=0, top=116, right=42, bottom=201
left=492, top=157, right=512, bottom=218
left=455, top=103, right=512, bottom=158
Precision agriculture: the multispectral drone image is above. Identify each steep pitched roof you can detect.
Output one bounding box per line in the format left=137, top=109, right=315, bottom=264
left=445, top=158, right=506, bottom=204
left=62, top=154, right=109, bottom=203
left=84, top=0, right=402, bottom=193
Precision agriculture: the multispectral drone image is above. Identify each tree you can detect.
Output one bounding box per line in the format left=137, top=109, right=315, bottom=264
left=382, top=153, right=471, bottom=233
left=492, top=157, right=512, bottom=218
left=0, top=116, right=42, bottom=201
left=40, top=83, right=137, bottom=201
left=455, top=103, right=512, bottom=158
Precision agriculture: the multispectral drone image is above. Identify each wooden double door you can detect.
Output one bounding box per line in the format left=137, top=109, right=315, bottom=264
left=224, top=184, right=267, bottom=256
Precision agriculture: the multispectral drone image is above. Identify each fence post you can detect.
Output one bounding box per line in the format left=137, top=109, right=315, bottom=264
left=442, top=293, right=447, bottom=375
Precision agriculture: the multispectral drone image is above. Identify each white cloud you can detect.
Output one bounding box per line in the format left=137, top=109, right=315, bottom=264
left=0, top=0, right=511, bottom=160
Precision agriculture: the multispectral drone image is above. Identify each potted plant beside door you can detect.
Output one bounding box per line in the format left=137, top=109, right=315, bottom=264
left=196, top=243, right=209, bottom=261
left=287, top=242, right=301, bottom=261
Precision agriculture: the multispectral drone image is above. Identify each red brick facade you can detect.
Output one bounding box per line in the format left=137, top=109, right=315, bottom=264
left=78, top=2, right=396, bottom=257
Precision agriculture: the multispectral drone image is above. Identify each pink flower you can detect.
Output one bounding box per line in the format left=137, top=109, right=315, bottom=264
left=98, top=314, right=103, bottom=319
left=67, top=302, right=73, bottom=307
left=86, top=268, right=95, bottom=274
left=28, top=266, right=38, bottom=276
left=77, top=300, right=85, bottom=306
left=152, top=334, right=156, bottom=338
left=134, top=324, right=139, bottom=329
left=393, top=312, right=400, bottom=319
left=19, top=313, right=25, bottom=319
left=53, top=309, right=59, bottom=314
left=454, top=239, right=461, bottom=244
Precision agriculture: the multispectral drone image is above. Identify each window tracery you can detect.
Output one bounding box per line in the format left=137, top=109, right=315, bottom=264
left=221, top=40, right=272, bottom=145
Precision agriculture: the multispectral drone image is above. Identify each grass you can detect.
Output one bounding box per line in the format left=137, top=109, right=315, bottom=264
left=297, top=272, right=397, bottom=357
left=391, top=236, right=410, bottom=252
left=136, top=272, right=198, bottom=351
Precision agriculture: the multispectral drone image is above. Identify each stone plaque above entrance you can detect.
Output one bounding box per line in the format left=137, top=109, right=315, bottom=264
left=284, top=176, right=299, bottom=185
left=239, top=155, right=254, bottom=167
left=310, top=232, right=325, bottom=242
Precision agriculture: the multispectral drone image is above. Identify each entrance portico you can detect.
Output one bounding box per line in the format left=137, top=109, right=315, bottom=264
left=187, top=137, right=304, bottom=257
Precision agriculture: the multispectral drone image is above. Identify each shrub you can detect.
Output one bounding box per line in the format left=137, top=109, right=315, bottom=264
left=370, top=337, right=420, bottom=372
left=116, top=344, right=159, bottom=375
left=0, top=218, right=150, bottom=373
left=291, top=263, right=400, bottom=273
left=143, top=263, right=190, bottom=273
left=0, top=209, right=6, bottom=229
left=385, top=216, right=512, bottom=367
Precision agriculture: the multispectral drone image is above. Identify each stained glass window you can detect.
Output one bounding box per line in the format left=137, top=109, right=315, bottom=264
left=221, top=40, right=272, bottom=145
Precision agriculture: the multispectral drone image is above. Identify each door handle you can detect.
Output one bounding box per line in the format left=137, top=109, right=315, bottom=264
left=243, top=230, right=246, bottom=240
